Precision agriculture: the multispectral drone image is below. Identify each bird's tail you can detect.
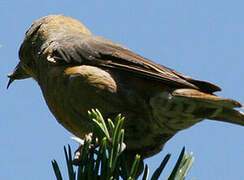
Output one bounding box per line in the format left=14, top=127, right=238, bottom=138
left=210, top=107, right=244, bottom=126
left=172, top=88, right=244, bottom=126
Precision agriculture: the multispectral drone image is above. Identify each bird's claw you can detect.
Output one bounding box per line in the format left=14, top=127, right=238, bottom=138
left=71, top=133, right=98, bottom=165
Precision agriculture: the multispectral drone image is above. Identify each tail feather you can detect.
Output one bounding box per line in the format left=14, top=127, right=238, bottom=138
left=172, top=88, right=244, bottom=127
left=210, top=108, right=244, bottom=126
left=172, top=88, right=242, bottom=108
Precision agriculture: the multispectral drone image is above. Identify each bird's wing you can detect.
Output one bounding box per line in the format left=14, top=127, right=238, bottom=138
left=48, top=34, right=221, bottom=93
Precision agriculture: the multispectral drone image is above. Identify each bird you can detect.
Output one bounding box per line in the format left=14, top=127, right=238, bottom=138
left=8, top=15, right=244, bottom=173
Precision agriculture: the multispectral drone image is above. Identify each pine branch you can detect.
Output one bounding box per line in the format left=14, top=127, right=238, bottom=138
left=52, top=109, right=194, bottom=180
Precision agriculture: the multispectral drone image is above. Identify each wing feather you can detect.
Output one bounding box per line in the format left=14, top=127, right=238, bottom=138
left=48, top=34, right=221, bottom=93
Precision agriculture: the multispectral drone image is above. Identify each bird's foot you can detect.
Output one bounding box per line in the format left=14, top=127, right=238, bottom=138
left=71, top=133, right=98, bottom=165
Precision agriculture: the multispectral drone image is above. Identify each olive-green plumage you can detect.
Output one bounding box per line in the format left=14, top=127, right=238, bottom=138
left=8, top=15, right=244, bottom=172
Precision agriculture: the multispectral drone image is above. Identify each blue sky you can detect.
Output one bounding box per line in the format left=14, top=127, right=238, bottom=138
left=1, top=1, right=244, bottom=179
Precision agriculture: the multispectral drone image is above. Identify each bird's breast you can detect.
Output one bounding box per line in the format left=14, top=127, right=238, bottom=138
left=37, top=65, right=120, bottom=137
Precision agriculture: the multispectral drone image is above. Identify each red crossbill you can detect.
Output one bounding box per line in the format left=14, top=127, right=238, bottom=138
left=8, top=15, right=244, bottom=171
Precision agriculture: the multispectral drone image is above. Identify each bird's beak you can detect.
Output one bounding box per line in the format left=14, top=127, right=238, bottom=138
left=7, top=62, right=31, bottom=89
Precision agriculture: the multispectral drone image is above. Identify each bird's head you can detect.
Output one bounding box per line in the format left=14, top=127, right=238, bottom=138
left=7, top=15, right=92, bottom=88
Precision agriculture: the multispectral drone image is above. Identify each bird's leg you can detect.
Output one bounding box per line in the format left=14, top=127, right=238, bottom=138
left=72, top=133, right=98, bottom=165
